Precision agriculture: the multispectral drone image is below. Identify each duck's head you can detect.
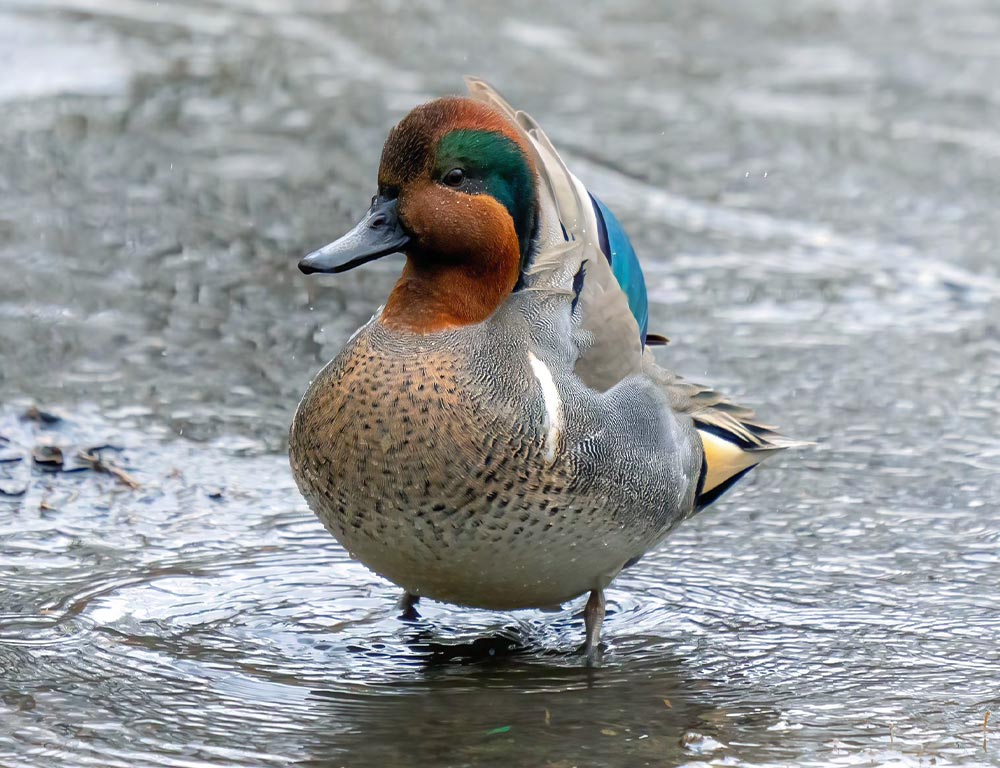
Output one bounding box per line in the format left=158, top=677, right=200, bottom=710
left=300, top=97, right=538, bottom=332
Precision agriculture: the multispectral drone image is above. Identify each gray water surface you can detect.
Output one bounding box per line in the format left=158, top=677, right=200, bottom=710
left=1, top=1, right=999, bottom=766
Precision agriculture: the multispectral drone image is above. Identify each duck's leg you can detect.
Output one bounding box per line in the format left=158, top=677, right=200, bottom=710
left=583, top=589, right=606, bottom=666
left=398, top=591, right=420, bottom=621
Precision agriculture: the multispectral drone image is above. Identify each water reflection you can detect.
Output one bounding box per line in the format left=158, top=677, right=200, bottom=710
left=304, top=659, right=725, bottom=767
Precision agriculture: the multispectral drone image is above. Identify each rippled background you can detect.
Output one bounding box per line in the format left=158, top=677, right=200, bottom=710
left=1, top=1, right=999, bottom=766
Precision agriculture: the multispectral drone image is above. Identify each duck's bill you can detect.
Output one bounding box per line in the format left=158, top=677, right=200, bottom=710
left=298, top=197, right=411, bottom=274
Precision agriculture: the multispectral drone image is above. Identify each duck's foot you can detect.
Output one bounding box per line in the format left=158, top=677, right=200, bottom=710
left=398, top=591, right=421, bottom=622
left=583, top=588, right=606, bottom=667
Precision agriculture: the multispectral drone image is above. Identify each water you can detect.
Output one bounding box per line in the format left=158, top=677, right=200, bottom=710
left=1, top=0, right=999, bottom=765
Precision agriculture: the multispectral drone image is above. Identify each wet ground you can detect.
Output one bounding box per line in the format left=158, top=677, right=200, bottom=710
left=1, top=0, right=999, bottom=766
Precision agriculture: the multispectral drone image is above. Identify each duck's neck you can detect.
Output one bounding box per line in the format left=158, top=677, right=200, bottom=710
left=381, top=245, right=521, bottom=334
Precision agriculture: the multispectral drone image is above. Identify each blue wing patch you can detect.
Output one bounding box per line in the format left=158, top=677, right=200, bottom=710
left=589, top=193, right=649, bottom=343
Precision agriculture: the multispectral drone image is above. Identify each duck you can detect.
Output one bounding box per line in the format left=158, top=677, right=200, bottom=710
left=289, top=78, right=801, bottom=664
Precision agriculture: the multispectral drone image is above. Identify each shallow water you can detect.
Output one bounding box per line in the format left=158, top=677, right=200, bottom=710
left=1, top=0, right=999, bottom=766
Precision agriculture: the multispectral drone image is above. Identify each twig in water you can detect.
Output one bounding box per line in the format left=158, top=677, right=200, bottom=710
left=76, top=450, right=141, bottom=490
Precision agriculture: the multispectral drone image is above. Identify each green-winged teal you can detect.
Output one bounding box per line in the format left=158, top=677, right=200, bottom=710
left=289, top=78, right=801, bottom=663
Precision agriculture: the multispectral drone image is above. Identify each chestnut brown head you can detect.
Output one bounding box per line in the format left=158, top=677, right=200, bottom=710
left=300, top=97, right=538, bottom=332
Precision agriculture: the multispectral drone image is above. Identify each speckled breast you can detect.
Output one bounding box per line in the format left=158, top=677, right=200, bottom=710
left=288, top=321, right=655, bottom=610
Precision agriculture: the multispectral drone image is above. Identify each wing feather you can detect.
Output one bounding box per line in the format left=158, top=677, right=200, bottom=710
left=466, top=77, right=643, bottom=391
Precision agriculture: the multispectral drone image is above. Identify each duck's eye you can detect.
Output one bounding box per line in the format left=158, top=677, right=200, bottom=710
left=442, top=168, right=465, bottom=187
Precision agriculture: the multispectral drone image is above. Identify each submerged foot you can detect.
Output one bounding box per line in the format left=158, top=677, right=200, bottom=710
left=398, top=591, right=421, bottom=622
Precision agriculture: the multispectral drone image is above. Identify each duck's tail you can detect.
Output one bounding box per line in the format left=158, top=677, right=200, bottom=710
left=692, top=414, right=805, bottom=510
left=642, top=350, right=808, bottom=510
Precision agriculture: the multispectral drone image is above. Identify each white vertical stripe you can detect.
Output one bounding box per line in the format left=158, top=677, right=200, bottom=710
left=528, top=352, right=563, bottom=463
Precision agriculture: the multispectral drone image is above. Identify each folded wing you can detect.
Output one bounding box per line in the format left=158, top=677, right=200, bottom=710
left=466, top=77, right=647, bottom=392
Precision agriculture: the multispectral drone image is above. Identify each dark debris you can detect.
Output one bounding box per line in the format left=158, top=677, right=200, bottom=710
left=32, top=444, right=64, bottom=467
left=23, top=405, right=62, bottom=425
